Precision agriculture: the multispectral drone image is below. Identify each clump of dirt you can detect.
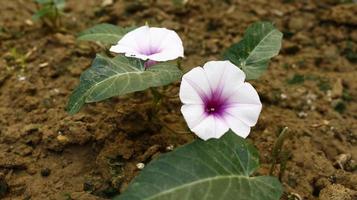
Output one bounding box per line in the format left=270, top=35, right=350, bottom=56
left=319, top=184, right=357, bottom=200
left=0, top=0, right=356, bottom=199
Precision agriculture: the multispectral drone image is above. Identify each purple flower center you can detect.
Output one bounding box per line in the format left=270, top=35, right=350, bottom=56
left=139, top=46, right=162, bottom=56
left=203, top=89, right=228, bottom=117
left=138, top=46, right=161, bottom=69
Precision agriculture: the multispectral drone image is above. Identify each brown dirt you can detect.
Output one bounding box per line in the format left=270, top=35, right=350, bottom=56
left=0, top=0, right=356, bottom=199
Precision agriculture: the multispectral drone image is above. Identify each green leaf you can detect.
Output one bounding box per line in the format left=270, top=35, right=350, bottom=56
left=35, top=0, right=52, bottom=4
left=53, top=0, right=65, bottom=10
left=114, top=131, right=283, bottom=200
left=223, top=22, right=283, bottom=79
left=66, top=54, right=182, bottom=114
left=34, top=0, right=65, bottom=10
left=287, top=74, right=305, bottom=85
left=32, top=7, right=52, bottom=20
left=77, top=24, right=134, bottom=45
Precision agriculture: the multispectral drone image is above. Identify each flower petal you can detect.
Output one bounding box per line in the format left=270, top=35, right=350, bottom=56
left=110, top=26, right=183, bottom=62
left=191, top=115, right=229, bottom=140
left=181, top=104, right=206, bottom=129
left=203, top=60, right=246, bottom=93
left=179, top=67, right=211, bottom=104
left=180, top=61, right=262, bottom=140
left=226, top=82, right=262, bottom=105
left=179, top=78, right=203, bottom=104
left=147, top=27, right=184, bottom=61
left=224, top=103, right=262, bottom=126
left=110, top=26, right=150, bottom=57
left=224, top=115, right=251, bottom=138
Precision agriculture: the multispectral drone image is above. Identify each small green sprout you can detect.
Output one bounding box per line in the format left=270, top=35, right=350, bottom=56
left=62, top=193, right=73, bottom=200
left=7, top=48, right=28, bottom=72
left=287, top=74, right=305, bottom=85
left=317, top=79, right=331, bottom=92
left=334, top=100, right=347, bottom=113
left=32, top=0, right=65, bottom=28
left=270, top=127, right=291, bottom=180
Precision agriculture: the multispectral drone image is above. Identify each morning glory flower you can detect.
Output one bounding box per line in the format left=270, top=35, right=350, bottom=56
left=179, top=61, right=262, bottom=140
left=110, top=25, right=184, bottom=67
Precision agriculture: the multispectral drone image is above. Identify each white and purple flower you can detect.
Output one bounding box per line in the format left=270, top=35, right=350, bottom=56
left=179, top=61, right=262, bottom=140
left=110, top=25, right=184, bottom=67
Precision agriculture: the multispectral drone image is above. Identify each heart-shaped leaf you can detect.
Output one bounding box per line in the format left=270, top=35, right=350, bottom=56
left=224, top=22, right=283, bottom=79
left=67, top=54, right=182, bottom=114
left=77, top=24, right=134, bottom=45
left=114, top=131, right=283, bottom=200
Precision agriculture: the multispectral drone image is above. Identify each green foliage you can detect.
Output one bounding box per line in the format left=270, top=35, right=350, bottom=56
left=66, top=55, right=182, bottom=114
left=334, top=100, right=346, bottom=113
left=342, top=89, right=352, bottom=101
left=32, top=0, right=65, bottom=27
left=77, top=24, right=135, bottom=46
left=342, top=41, right=357, bottom=63
left=223, top=22, right=283, bottom=79
left=287, top=74, right=305, bottom=85
left=62, top=193, right=73, bottom=200
left=317, top=79, right=331, bottom=92
left=0, top=178, right=8, bottom=198
left=114, top=131, right=283, bottom=200
left=7, top=48, right=28, bottom=72
left=269, top=127, right=291, bottom=180
left=34, top=0, right=65, bottom=10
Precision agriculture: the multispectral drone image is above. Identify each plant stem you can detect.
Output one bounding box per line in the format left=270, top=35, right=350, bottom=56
left=269, top=126, right=289, bottom=176
left=278, top=151, right=291, bottom=180
left=177, top=59, right=182, bottom=71
left=150, top=88, right=162, bottom=101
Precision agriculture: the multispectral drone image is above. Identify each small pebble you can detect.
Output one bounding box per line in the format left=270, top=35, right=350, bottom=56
left=39, top=62, right=48, bottom=68
left=136, top=163, right=145, bottom=169
left=101, top=0, right=113, bottom=7
left=25, top=19, right=34, bottom=26
left=18, top=76, right=26, bottom=81
left=166, top=145, right=174, bottom=151
left=57, top=135, right=69, bottom=143
left=280, top=93, right=288, bottom=99
left=297, top=111, right=308, bottom=118
left=334, top=154, right=352, bottom=170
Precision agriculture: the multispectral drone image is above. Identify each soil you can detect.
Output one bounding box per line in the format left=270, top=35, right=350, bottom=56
left=0, top=0, right=356, bottom=200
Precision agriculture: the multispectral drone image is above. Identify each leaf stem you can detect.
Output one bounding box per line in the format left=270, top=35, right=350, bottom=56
left=150, top=87, right=162, bottom=111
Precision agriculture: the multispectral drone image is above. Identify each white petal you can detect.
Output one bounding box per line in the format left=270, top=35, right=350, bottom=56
left=203, top=61, right=245, bottom=93
left=224, top=103, right=262, bottom=126
left=110, top=26, right=150, bottom=55
left=181, top=104, right=206, bottom=129
left=147, top=27, right=184, bottom=61
left=110, top=26, right=183, bottom=62
left=148, top=47, right=184, bottom=61
left=179, top=78, right=203, bottom=104
left=224, top=115, right=251, bottom=138
left=191, top=115, right=229, bottom=140
left=226, top=82, right=262, bottom=105
left=148, top=27, right=171, bottom=48
left=110, top=44, right=133, bottom=54
left=179, top=67, right=211, bottom=104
